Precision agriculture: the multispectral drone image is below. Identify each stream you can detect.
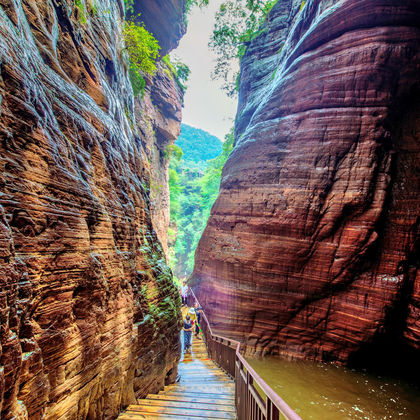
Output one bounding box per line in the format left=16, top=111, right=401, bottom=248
left=246, top=356, right=420, bottom=419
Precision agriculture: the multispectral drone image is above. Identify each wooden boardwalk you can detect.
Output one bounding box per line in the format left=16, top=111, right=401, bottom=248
left=117, top=323, right=236, bottom=419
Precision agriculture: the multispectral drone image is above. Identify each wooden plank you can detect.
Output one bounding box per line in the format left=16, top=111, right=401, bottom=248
left=161, top=390, right=234, bottom=397
left=178, top=377, right=232, bottom=383
left=179, top=372, right=223, bottom=375
left=160, top=395, right=234, bottom=403
left=165, top=386, right=234, bottom=392
left=181, top=360, right=214, bottom=364
left=164, top=386, right=234, bottom=393
left=135, top=398, right=236, bottom=412
left=162, top=387, right=234, bottom=395
left=178, top=371, right=222, bottom=376
left=119, top=413, right=230, bottom=420
left=178, top=376, right=233, bottom=381
left=160, top=391, right=234, bottom=399
left=117, top=414, right=150, bottom=419
left=179, top=365, right=215, bottom=369
left=149, top=394, right=235, bottom=405
left=126, top=405, right=235, bottom=419
left=178, top=370, right=227, bottom=375
left=165, top=382, right=234, bottom=387
left=178, top=365, right=221, bottom=370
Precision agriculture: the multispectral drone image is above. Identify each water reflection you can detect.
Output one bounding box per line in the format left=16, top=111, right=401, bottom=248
left=246, top=356, right=420, bottom=419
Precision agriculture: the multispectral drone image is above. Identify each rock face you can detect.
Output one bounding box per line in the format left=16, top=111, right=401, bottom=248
left=137, top=64, right=184, bottom=253
left=130, top=0, right=187, bottom=56
left=0, top=0, right=185, bottom=419
left=192, top=0, right=420, bottom=373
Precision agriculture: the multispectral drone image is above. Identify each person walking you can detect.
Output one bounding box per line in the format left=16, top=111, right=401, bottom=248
left=180, top=281, right=188, bottom=306
left=193, top=301, right=203, bottom=340
left=183, top=314, right=193, bottom=353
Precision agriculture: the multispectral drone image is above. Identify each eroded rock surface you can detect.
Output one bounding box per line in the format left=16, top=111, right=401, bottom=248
left=137, top=63, right=183, bottom=253
left=0, top=0, right=184, bottom=418
left=130, top=0, right=187, bottom=56
left=192, top=0, right=420, bottom=373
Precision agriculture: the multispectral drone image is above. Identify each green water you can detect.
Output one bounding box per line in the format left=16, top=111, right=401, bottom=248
left=246, top=357, right=420, bottom=419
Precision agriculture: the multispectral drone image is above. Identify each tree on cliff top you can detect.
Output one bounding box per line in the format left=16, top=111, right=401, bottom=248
left=210, top=0, right=277, bottom=96
left=185, top=0, right=210, bottom=21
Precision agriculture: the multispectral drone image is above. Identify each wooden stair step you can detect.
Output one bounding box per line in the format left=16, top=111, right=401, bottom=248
left=125, top=404, right=236, bottom=419
left=148, top=394, right=235, bottom=405
left=163, top=386, right=234, bottom=394
left=179, top=367, right=217, bottom=371
left=159, top=391, right=235, bottom=401
left=179, top=363, right=218, bottom=367
left=178, top=372, right=221, bottom=376
left=164, top=386, right=234, bottom=392
left=180, top=363, right=214, bottom=367
left=166, top=382, right=234, bottom=387
left=178, top=377, right=229, bottom=382
left=179, top=365, right=221, bottom=370
left=178, top=377, right=232, bottom=383
left=118, top=413, right=228, bottom=420
left=135, top=398, right=235, bottom=412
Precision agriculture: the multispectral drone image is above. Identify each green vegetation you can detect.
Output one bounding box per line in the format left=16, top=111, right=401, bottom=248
left=176, top=124, right=222, bottom=163
left=122, top=18, right=161, bottom=97
left=168, top=125, right=234, bottom=277
left=124, top=0, right=135, bottom=14
left=185, top=0, right=210, bottom=21
left=87, top=0, right=97, bottom=16
left=121, top=7, right=190, bottom=98
left=162, top=55, right=191, bottom=92
left=210, top=0, right=278, bottom=96
left=137, top=227, right=180, bottom=328
left=164, top=144, right=184, bottom=160
left=75, top=0, right=87, bottom=24
left=120, top=1, right=192, bottom=98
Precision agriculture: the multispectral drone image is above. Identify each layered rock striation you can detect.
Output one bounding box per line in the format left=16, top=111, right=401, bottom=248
left=130, top=0, right=187, bottom=57
left=0, top=0, right=185, bottom=418
left=192, top=0, right=420, bottom=373
left=138, top=62, right=184, bottom=253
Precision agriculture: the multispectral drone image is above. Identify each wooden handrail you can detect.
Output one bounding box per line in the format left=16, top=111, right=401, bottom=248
left=189, top=290, right=302, bottom=420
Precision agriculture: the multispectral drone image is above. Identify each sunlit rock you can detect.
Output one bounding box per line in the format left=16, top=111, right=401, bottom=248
left=192, top=0, right=420, bottom=375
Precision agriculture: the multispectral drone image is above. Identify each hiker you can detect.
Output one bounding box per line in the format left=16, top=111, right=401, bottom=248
left=193, top=301, right=203, bottom=340
left=183, top=315, right=193, bottom=353
left=180, top=280, right=188, bottom=306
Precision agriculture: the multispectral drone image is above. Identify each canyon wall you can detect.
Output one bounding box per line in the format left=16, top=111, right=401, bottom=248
left=136, top=62, right=184, bottom=254
left=192, top=0, right=420, bottom=373
left=0, top=0, right=185, bottom=419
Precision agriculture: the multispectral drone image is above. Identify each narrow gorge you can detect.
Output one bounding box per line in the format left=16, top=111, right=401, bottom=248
left=192, top=0, right=420, bottom=377
left=0, top=0, right=185, bottom=418
left=1, top=0, right=419, bottom=419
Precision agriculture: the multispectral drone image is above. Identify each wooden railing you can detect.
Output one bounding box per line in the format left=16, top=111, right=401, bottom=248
left=189, top=290, right=302, bottom=420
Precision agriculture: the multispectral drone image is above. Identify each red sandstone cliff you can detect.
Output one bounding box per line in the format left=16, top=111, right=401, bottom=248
left=138, top=63, right=184, bottom=254
left=0, top=0, right=185, bottom=418
left=192, top=0, right=420, bottom=374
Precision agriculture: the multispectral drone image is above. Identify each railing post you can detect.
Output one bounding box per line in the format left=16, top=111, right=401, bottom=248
left=266, top=398, right=272, bottom=420
left=246, top=370, right=250, bottom=418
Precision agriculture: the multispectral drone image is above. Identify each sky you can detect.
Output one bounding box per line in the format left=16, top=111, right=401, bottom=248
left=172, top=1, right=237, bottom=141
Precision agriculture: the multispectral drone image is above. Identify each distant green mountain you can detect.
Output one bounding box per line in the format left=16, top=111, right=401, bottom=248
left=176, top=124, right=222, bottom=162
left=168, top=126, right=234, bottom=279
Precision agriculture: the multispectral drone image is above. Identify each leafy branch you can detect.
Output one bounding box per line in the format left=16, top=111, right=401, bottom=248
left=122, top=16, right=161, bottom=97
left=210, top=0, right=277, bottom=97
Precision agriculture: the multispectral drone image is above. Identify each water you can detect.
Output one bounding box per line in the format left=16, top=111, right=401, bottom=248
left=246, top=357, right=420, bottom=419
